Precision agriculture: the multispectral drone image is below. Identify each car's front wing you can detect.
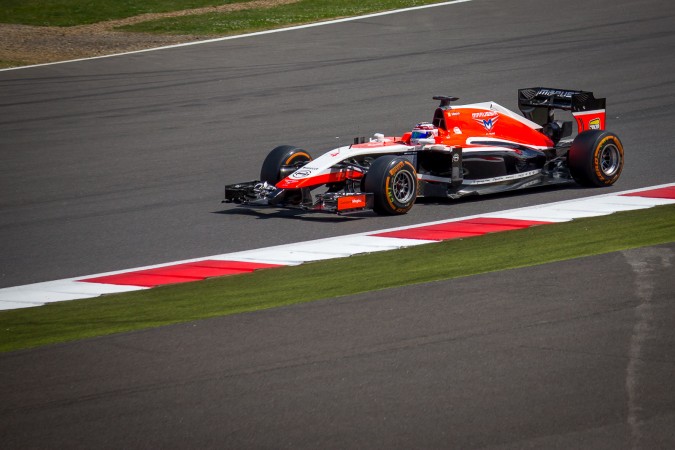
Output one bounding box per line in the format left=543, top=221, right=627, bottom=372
left=224, top=181, right=374, bottom=214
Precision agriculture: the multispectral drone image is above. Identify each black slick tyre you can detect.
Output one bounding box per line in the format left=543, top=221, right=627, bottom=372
left=260, top=145, right=312, bottom=185
left=568, top=130, right=624, bottom=187
left=364, top=155, right=417, bottom=215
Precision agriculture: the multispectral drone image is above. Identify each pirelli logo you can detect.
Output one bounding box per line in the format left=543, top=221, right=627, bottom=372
left=389, top=161, right=405, bottom=175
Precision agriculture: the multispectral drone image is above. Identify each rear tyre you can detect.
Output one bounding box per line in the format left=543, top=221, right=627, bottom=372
left=260, top=145, right=312, bottom=185
left=568, top=130, right=624, bottom=187
left=364, top=155, right=417, bottom=215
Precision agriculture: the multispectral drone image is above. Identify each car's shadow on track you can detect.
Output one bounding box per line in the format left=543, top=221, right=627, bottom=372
left=212, top=206, right=368, bottom=222
left=410, top=184, right=580, bottom=207
left=213, top=185, right=596, bottom=220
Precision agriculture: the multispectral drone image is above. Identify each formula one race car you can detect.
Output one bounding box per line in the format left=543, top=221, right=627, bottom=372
left=224, top=87, right=624, bottom=215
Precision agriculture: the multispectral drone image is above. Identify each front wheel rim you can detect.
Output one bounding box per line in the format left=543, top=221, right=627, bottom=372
left=392, top=170, right=415, bottom=203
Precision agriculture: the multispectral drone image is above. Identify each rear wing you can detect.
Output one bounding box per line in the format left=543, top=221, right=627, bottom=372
left=518, top=87, right=607, bottom=133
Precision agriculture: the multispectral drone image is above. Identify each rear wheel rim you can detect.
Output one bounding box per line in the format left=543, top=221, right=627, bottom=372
left=392, top=170, right=415, bottom=204
left=600, top=143, right=621, bottom=176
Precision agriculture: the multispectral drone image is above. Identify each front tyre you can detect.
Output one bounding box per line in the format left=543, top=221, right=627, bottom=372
left=364, top=155, right=417, bottom=215
left=260, top=145, right=312, bottom=185
left=568, top=130, right=624, bottom=187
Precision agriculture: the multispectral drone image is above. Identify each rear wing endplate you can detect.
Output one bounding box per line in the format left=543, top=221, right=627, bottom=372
left=518, top=87, right=607, bottom=132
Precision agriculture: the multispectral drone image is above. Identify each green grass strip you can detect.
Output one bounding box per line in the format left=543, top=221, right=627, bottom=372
left=0, top=0, right=254, bottom=27
left=1, top=204, right=674, bottom=353
left=117, top=0, right=452, bottom=35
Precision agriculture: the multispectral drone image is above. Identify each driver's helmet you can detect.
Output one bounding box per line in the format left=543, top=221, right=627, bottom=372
left=410, top=122, right=438, bottom=144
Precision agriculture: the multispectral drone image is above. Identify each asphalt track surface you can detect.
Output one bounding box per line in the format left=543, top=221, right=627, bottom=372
left=2, top=0, right=675, bottom=287
left=1, top=0, right=675, bottom=448
left=1, top=244, right=673, bottom=449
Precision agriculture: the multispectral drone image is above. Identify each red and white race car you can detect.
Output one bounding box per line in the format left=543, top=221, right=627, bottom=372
left=224, top=87, right=624, bottom=215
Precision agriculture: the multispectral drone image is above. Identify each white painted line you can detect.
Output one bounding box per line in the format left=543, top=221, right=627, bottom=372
left=24, top=280, right=144, bottom=295
left=480, top=183, right=675, bottom=222
left=0, top=301, right=45, bottom=311
left=555, top=199, right=654, bottom=213
left=481, top=210, right=574, bottom=222
left=603, top=196, right=675, bottom=207
left=207, top=254, right=303, bottom=266
left=321, top=235, right=437, bottom=251
left=226, top=249, right=351, bottom=264
left=1, top=290, right=96, bottom=304
left=207, top=236, right=434, bottom=265
left=0, top=279, right=147, bottom=309
left=222, top=237, right=434, bottom=264
left=617, top=182, right=675, bottom=194
left=545, top=208, right=614, bottom=218
left=0, top=0, right=473, bottom=72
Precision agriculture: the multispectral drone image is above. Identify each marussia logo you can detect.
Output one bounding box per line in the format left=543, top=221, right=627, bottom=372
left=536, top=89, right=575, bottom=98
left=472, top=112, right=499, bottom=132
